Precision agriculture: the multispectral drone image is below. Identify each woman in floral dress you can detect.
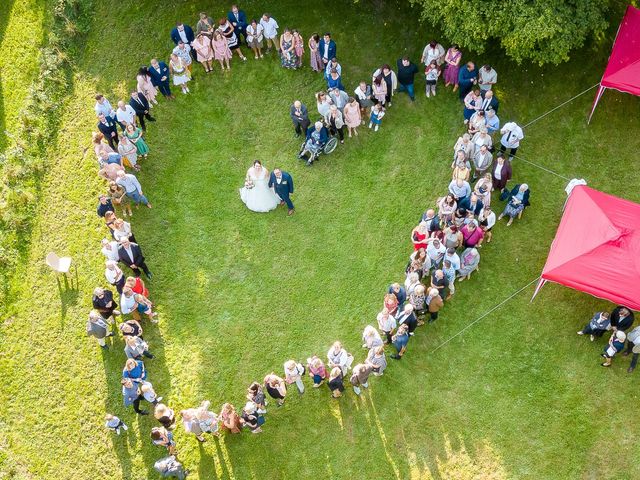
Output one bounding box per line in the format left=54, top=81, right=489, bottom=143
left=279, top=28, right=297, bottom=69
left=308, top=33, right=323, bottom=72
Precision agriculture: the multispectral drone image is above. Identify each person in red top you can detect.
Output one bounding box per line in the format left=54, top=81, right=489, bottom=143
left=410, top=222, right=429, bottom=250
left=126, top=276, right=149, bottom=298
left=460, top=221, right=484, bottom=248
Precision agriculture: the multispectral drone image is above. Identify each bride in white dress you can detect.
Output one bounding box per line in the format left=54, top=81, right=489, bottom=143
left=239, top=160, right=280, bottom=212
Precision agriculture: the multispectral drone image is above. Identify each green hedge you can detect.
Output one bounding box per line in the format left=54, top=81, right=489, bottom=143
left=0, top=0, right=93, bottom=302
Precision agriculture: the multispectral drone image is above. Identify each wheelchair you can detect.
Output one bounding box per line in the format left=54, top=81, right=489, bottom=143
left=297, top=123, right=339, bottom=165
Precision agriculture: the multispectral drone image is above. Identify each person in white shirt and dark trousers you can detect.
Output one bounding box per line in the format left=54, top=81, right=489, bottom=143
left=499, top=122, right=524, bottom=160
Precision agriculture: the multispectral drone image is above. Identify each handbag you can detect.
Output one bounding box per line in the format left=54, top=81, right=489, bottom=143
left=499, top=188, right=510, bottom=202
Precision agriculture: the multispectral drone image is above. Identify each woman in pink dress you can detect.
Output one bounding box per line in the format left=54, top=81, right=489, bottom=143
left=293, top=30, right=304, bottom=68
left=212, top=30, right=232, bottom=71
left=444, top=44, right=462, bottom=91
left=308, top=33, right=323, bottom=73
left=192, top=32, right=214, bottom=73
left=343, top=97, right=362, bottom=137
left=136, top=67, right=158, bottom=105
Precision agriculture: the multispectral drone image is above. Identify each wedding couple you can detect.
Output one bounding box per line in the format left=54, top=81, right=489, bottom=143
left=239, top=160, right=295, bottom=215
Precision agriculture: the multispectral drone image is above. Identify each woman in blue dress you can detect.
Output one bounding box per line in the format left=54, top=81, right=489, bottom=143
left=391, top=323, right=410, bottom=360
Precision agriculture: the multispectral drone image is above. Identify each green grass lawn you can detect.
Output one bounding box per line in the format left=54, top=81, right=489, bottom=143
left=3, top=1, right=640, bottom=479
left=0, top=0, right=45, bottom=149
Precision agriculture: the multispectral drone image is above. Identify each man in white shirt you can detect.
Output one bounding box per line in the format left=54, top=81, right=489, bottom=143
left=499, top=122, right=524, bottom=160
left=426, top=238, right=446, bottom=266
left=443, top=248, right=460, bottom=271
left=259, top=13, right=279, bottom=52
left=420, top=40, right=445, bottom=66
left=95, top=94, right=116, bottom=119
left=116, top=101, right=136, bottom=127
left=478, top=206, right=496, bottom=243
left=478, top=64, right=497, bottom=91
left=104, top=260, right=125, bottom=293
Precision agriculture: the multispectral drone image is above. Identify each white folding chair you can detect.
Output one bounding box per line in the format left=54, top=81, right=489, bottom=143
left=45, top=252, right=72, bottom=274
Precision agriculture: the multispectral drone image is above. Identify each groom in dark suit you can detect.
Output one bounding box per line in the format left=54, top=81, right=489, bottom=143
left=268, top=168, right=295, bottom=216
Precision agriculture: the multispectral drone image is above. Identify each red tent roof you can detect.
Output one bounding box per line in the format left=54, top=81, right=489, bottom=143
left=600, top=5, right=640, bottom=95
left=538, top=185, right=640, bottom=310
left=588, top=5, right=640, bottom=122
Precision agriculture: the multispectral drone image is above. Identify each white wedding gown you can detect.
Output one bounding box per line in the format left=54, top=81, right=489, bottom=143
left=239, top=168, right=280, bottom=212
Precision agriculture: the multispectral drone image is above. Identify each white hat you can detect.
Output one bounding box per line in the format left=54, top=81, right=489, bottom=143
left=315, top=121, right=323, bottom=129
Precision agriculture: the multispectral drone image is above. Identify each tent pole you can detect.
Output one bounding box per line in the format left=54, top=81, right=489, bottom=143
left=587, top=85, right=605, bottom=124
left=530, top=278, right=546, bottom=303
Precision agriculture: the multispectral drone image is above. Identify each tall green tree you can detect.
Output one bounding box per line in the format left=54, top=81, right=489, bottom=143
left=410, top=0, right=610, bottom=64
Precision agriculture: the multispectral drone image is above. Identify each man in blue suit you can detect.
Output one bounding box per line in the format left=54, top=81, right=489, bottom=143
left=170, top=22, right=197, bottom=62
left=148, top=59, right=173, bottom=99
left=170, top=22, right=195, bottom=45
left=319, top=33, right=336, bottom=67
left=227, top=5, right=248, bottom=44
left=458, top=61, right=478, bottom=99
left=268, top=168, right=295, bottom=216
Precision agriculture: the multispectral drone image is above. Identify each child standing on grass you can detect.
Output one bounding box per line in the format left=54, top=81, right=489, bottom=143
left=425, top=60, right=440, bottom=97
left=105, top=414, right=128, bottom=435
left=369, top=103, right=385, bottom=131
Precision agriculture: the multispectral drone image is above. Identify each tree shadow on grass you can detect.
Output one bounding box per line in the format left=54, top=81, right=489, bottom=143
left=0, top=0, right=16, bottom=150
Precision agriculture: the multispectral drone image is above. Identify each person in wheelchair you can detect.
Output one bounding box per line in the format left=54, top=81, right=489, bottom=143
left=298, top=121, right=329, bottom=165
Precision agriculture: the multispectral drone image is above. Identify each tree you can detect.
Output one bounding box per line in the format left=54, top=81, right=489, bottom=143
left=410, top=0, right=610, bottom=65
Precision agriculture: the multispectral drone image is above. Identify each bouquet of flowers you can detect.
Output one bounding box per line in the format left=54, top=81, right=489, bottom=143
left=244, top=179, right=255, bottom=189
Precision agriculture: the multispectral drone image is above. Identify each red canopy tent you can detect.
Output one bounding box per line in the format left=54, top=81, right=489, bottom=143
left=588, top=5, right=640, bottom=123
left=532, top=185, right=640, bottom=310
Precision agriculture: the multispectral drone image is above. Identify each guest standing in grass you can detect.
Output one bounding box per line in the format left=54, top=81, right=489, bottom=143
left=391, top=323, right=410, bottom=360
left=601, top=331, right=626, bottom=367
left=245, top=19, right=264, bottom=59
left=192, top=33, right=215, bottom=73
left=577, top=311, right=611, bottom=341
left=327, top=367, right=345, bottom=398
left=350, top=363, right=373, bottom=395
left=247, top=382, right=267, bottom=413
left=306, top=355, right=328, bottom=387
left=284, top=359, right=306, bottom=394
left=308, top=33, right=323, bottom=72
left=362, top=325, right=384, bottom=350
left=151, top=427, right=176, bottom=454
left=218, top=17, right=247, bottom=61
left=169, top=54, right=190, bottom=94
left=212, top=30, right=232, bottom=71
left=343, top=97, right=361, bottom=137
left=219, top=403, right=242, bottom=433
left=124, top=124, right=149, bottom=159
left=264, top=373, right=287, bottom=406
left=366, top=346, right=387, bottom=376
left=443, top=45, right=462, bottom=90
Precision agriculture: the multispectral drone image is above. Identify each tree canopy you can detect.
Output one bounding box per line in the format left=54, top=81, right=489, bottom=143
left=411, top=0, right=610, bottom=65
